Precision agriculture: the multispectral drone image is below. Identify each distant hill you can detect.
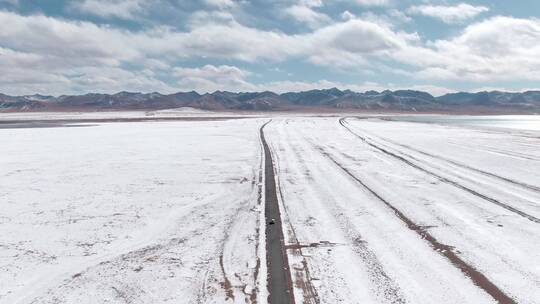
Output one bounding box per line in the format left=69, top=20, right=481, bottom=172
left=2, top=89, right=540, bottom=113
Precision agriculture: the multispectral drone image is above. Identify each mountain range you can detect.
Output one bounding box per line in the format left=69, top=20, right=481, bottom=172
left=1, top=89, right=540, bottom=113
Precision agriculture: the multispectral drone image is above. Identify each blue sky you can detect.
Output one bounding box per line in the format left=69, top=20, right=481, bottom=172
left=0, top=0, right=539, bottom=96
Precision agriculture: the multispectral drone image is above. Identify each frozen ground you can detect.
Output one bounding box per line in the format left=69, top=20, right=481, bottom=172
left=1, top=113, right=539, bottom=304
left=1, top=118, right=266, bottom=303
left=264, top=117, right=540, bottom=304
left=0, top=108, right=232, bottom=121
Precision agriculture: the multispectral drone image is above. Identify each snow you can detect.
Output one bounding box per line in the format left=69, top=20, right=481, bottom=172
left=264, top=116, right=540, bottom=304
left=1, top=119, right=265, bottom=303
left=2, top=113, right=539, bottom=304
left=0, top=111, right=152, bottom=121
left=0, top=110, right=257, bottom=121
left=150, top=107, right=213, bottom=114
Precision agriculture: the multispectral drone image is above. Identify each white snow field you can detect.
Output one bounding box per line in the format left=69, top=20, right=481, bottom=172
left=1, top=114, right=540, bottom=304
left=1, top=118, right=266, bottom=304
left=263, top=117, right=540, bottom=304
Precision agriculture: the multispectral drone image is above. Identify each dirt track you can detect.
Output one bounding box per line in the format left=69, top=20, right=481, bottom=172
left=339, top=117, right=540, bottom=224
left=355, top=126, right=540, bottom=193
left=316, top=143, right=517, bottom=304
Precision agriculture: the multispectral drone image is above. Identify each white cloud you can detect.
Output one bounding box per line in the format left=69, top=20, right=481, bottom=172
left=387, top=9, right=412, bottom=24
left=171, top=66, right=455, bottom=96
left=391, top=16, right=540, bottom=82
left=0, top=49, right=174, bottom=95
left=2, top=7, right=539, bottom=95
left=468, top=86, right=540, bottom=94
left=357, top=10, right=412, bottom=29
left=174, top=65, right=255, bottom=92
left=72, top=0, right=146, bottom=20
left=174, top=65, right=249, bottom=80
left=285, top=4, right=330, bottom=28
left=299, top=0, right=323, bottom=7
left=0, top=45, right=456, bottom=96
left=0, top=11, right=140, bottom=64
left=147, top=17, right=412, bottom=66
left=204, top=0, right=235, bottom=8
left=188, top=10, right=235, bottom=26
left=305, top=19, right=419, bottom=67
left=0, top=10, right=419, bottom=94
left=354, top=0, right=391, bottom=7
left=0, top=11, right=171, bottom=95
left=408, top=3, right=489, bottom=24
left=341, top=10, right=355, bottom=21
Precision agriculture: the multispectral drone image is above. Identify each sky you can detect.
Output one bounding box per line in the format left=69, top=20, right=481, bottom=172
left=0, top=0, right=539, bottom=96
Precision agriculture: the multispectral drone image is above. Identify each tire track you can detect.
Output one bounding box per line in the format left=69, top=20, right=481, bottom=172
left=339, top=117, right=540, bottom=224
left=260, top=121, right=296, bottom=304
left=266, top=119, right=321, bottom=304
left=272, top=123, right=320, bottom=304
left=285, top=124, right=405, bottom=304
left=352, top=120, right=540, bottom=194
left=251, top=133, right=265, bottom=304
left=198, top=131, right=266, bottom=304
left=314, top=144, right=517, bottom=304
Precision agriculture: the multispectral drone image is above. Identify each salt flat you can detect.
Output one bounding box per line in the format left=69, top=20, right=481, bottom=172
left=1, top=114, right=539, bottom=304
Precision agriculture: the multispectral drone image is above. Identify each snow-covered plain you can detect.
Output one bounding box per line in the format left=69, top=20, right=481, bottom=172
left=263, top=117, right=540, bottom=304
left=0, top=108, right=234, bottom=121
left=1, top=118, right=266, bottom=303
left=1, top=114, right=539, bottom=304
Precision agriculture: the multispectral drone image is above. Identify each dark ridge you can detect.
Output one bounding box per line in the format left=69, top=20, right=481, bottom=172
left=2, top=89, right=540, bottom=112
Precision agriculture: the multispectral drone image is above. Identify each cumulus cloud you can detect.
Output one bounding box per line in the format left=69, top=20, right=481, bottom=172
left=204, top=0, right=236, bottom=9
left=341, top=10, right=355, bottom=21
left=408, top=3, right=489, bottom=24
left=0, top=11, right=171, bottom=95
left=0, top=11, right=140, bottom=65
left=304, top=19, right=417, bottom=67
left=354, top=0, right=391, bottom=7
left=0, top=9, right=436, bottom=94
left=1, top=5, right=539, bottom=95
left=355, top=9, right=412, bottom=28
left=394, top=16, right=540, bottom=82
left=171, top=65, right=382, bottom=94
left=0, top=48, right=174, bottom=95
left=171, top=66, right=455, bottom=96
left=387, top=9, right=412, bottom=24
left=170, top=65, right=372, bottom=94
left=299, top=0, right=323, bottom=7
left=284, top=4, right=330, bottom=28
left=174, top=65, right=255, bottom=92
left=72, top=0, right=147, bottom=19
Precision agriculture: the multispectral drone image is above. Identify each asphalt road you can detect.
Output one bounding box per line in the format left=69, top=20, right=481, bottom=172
left=260, top=121, right=294, bottom=304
